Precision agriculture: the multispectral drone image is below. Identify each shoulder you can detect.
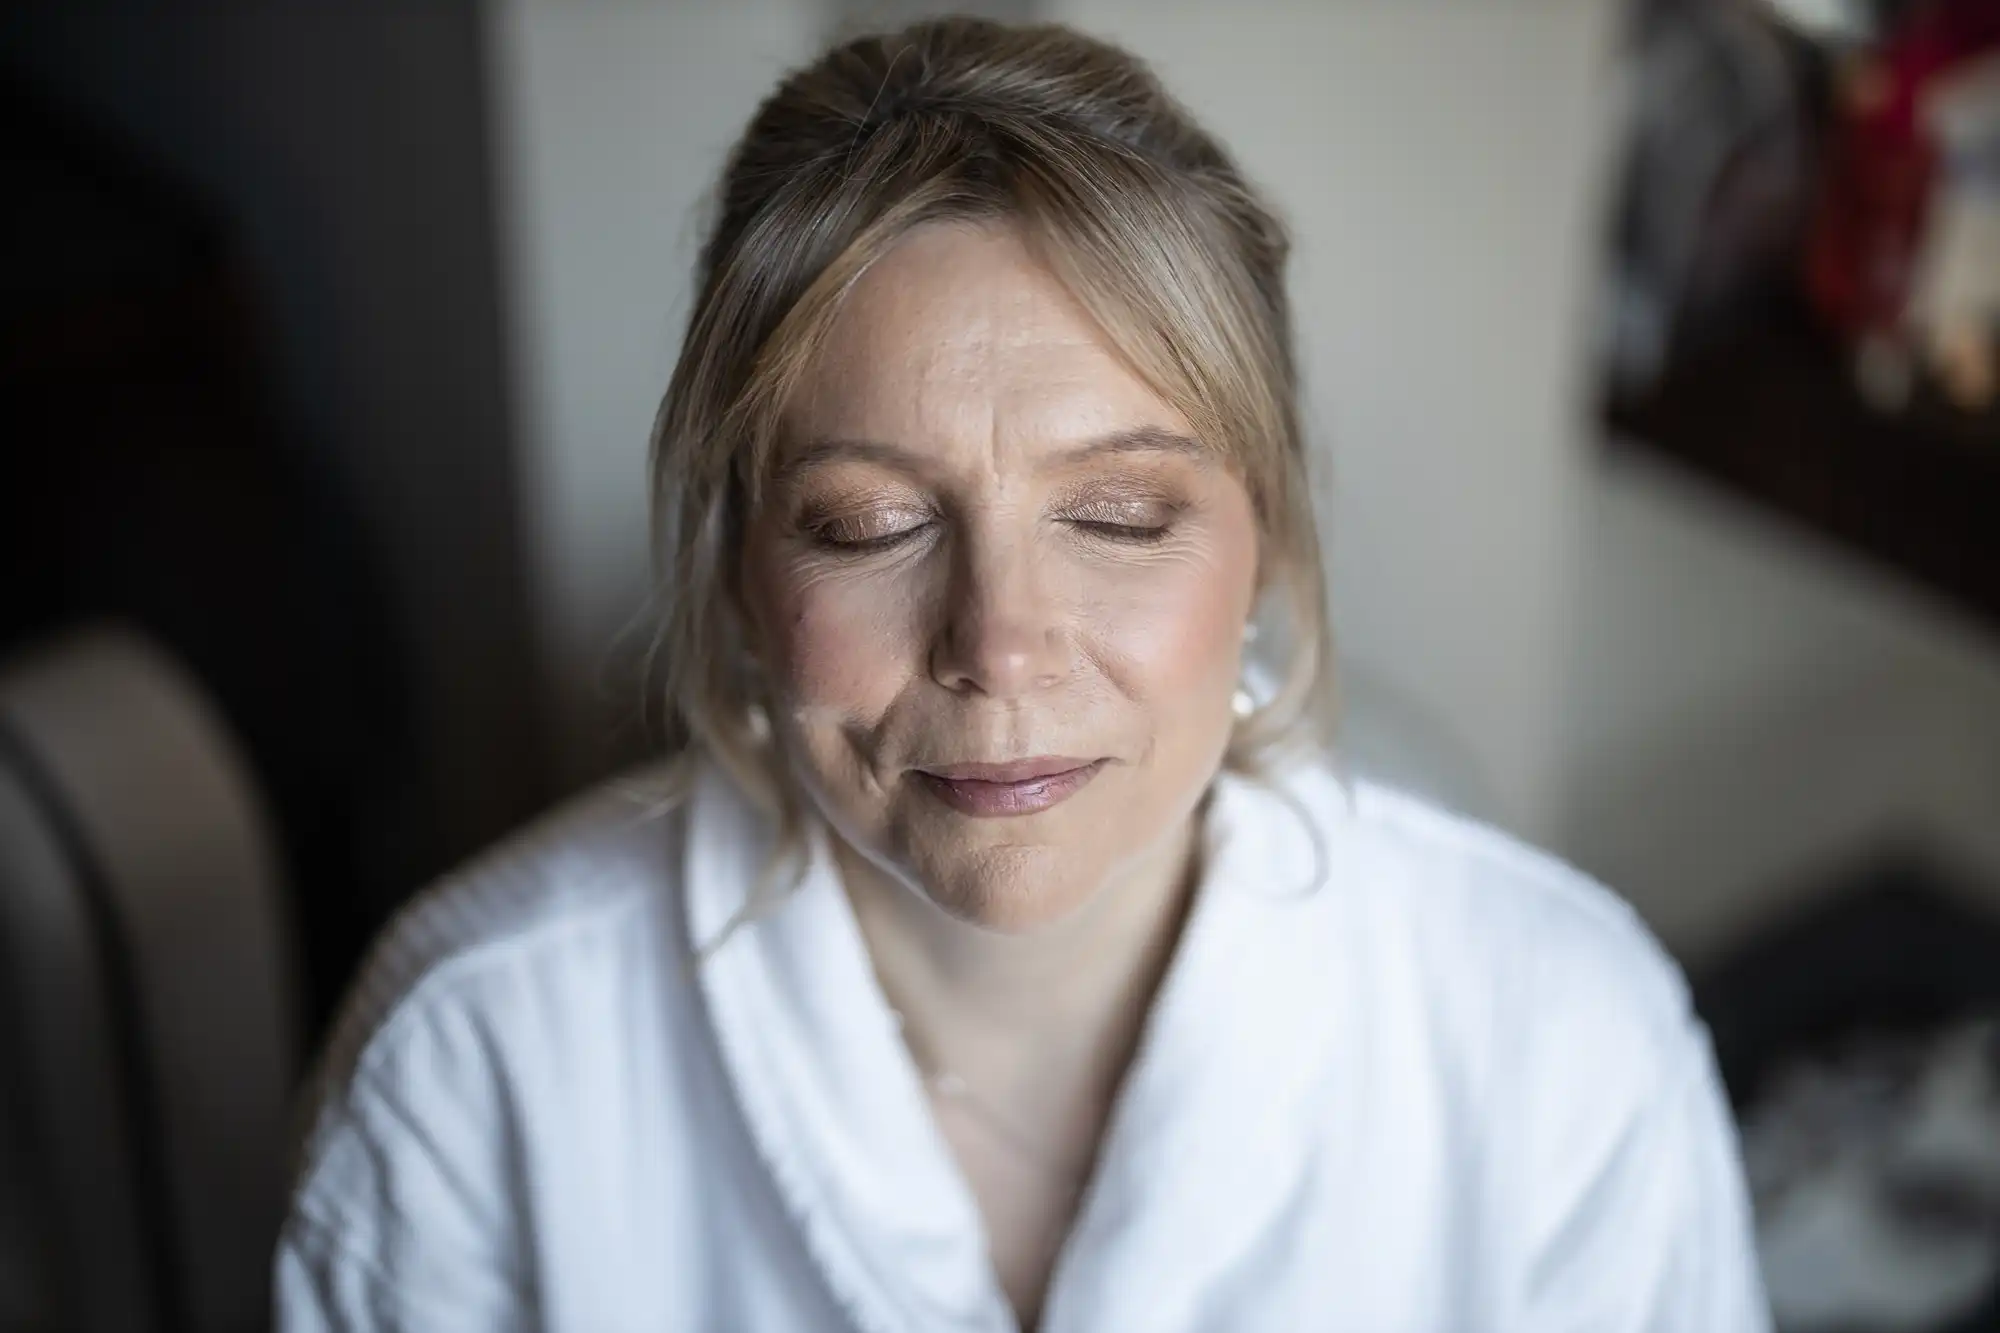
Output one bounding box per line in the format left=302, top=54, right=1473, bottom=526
left=1347, top=771, right=1688, bottom=1023
left=1267, top=765, right=1699, bottom=1102
left=278, top=764, right=708, bottom=1315
left=1360, top=772, right=1688, bottom=992
left=1282, top=769, right=1718, bottom=1214
left=294, top=762, right=696, bottom=1170
left=1247, top=781, right=1765, bottom=1316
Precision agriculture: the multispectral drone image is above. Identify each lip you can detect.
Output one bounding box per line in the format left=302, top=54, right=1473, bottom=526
left=913, top=757, right=1105, bottom=817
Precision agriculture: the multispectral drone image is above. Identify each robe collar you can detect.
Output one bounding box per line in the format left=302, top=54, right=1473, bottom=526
left=685, top=760, right=1355, bottom=1333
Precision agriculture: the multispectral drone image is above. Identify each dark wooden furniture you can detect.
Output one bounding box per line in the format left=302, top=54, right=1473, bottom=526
left=1608, top=294, right=2000, bottom=632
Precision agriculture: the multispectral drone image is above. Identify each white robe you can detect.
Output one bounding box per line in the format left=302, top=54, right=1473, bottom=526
left=276, top=758, right=1771, bottom=1332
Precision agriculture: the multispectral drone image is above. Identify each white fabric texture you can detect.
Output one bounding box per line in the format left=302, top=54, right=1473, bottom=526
left=276, top=759, right=1771, bottom=1332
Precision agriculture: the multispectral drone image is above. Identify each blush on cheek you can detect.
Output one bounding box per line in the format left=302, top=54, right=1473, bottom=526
left=770, top=580, right=916, bottom=720
left=1091, top=557, right=1254, bottom=712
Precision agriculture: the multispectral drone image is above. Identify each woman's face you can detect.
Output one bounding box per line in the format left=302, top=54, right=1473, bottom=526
left=741, top=221, right=1261, bottom=932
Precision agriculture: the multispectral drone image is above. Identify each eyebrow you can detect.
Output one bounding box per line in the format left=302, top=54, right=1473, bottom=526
left=774, top=425, right=1211, bottom=483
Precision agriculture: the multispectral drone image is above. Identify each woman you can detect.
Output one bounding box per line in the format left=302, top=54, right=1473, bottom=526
left=278, top=17, right=1769, bottom=1332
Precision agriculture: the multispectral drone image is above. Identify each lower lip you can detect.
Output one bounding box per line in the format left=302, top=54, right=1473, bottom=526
left=915, top=761, right=1106, bottom=817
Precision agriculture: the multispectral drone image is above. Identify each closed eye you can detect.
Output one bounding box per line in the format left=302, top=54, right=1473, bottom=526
left=1070, top=520, right=1174, bottom=545
left=808, top=518, right=935, bottom=554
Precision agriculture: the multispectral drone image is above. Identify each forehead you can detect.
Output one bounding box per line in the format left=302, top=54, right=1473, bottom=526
left=780, top=221, right=1194, bottom=471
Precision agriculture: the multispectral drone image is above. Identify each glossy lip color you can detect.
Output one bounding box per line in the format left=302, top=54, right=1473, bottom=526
left=914, top=757, right=1106, bottom=817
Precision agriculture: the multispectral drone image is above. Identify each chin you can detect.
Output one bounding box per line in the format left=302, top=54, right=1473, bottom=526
left=919, top=844, right=1105, bottom=934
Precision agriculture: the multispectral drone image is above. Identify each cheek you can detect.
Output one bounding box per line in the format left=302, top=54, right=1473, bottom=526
left=755, top=553, right=923, bottom=717
left=1100, top=578, right=1245, bottom=701
left=1086, top=537, right=1259, bottom=708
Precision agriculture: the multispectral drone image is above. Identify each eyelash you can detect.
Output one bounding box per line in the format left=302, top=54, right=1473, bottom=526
left=808, top=517, right=1173, bottom=554
left=809, top=522, right=932, bottom=554
left=1073, top=520, right=1173, bottom=545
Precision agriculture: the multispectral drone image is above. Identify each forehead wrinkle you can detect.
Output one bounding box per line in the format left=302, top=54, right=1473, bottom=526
left=788, top=221, right=1195, bottom=495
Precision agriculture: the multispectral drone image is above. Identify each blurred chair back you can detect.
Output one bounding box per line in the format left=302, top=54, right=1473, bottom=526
left=0, top=627, right=297, bottom=1333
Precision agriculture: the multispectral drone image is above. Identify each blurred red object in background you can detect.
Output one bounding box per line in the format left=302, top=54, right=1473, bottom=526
left=1803, top=0, right=2000, bottom=405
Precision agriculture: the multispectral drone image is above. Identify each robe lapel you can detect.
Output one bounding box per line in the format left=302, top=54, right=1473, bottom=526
left=687, top=762, right=1352, bottom=1333
left=685, top=765, right=1013, bottom=1333
left=1038, top=770, right=1351, bottom=1332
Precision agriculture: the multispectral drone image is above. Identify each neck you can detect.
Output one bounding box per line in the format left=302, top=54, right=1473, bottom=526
left=836, top=810, right=1203, bottom=1100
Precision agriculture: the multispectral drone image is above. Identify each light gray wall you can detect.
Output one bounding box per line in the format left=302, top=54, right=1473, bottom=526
left=482, top=0, right=824, bottom=784
left=1569, top=452, right=2000, bottom=961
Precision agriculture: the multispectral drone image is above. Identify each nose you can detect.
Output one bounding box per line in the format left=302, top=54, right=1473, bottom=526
left=928, top=529, right=1073, bottom=699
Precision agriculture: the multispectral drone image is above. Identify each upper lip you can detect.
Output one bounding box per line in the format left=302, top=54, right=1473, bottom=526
left=918, top=757, right=1098, bottom=783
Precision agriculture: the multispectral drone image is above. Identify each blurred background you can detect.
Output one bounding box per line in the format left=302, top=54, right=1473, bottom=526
left=0, top=1, right=1995, bottom=1330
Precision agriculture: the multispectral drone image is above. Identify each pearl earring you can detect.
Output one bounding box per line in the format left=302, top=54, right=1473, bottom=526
left=1233, top=620, right=1259, bottom=718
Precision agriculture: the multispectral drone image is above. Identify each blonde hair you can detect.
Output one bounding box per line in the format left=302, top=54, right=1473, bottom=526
left=647, top=16, right=1336, bottom=872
